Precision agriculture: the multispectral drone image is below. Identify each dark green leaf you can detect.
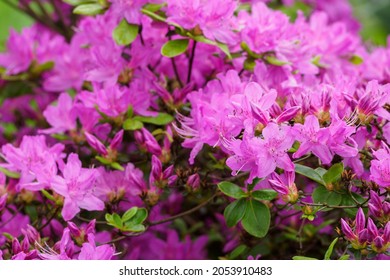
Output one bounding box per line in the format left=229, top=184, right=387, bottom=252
left=324, top=238, right=338, bottom=260
left=295, top=164, right=325, bottom=185
left=122, top=207, right=138, bottom=222
left=312, top=185, right=343, bottom=205
left=218, top=181, right=247, bottom=199
left=323, top=163, right=344, bottom=185
left=224, top=199, right=247, bottom=227
left=228, top=245, right=248, bottom=260
left=241, top=199, right=270, bottom=238
left=123, top=118, right=144, bottom=130
left=161, top=39, right=189, bottom=57
left=133, top=113, right=174, bottom=125
left=252, top=189, right=278, bottom=201
left=73, top=4, right=104, bottom=15
left=113, top=19, right=139, bottom=46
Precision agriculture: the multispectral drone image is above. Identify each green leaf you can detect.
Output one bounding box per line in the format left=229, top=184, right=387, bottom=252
left=295, top=164, right=325, bottom=185
left=349, top=55, right=364, bottom=65
left=324, top=238, right=338, bottom=260
left=341, top=193, right=366, bottom=217
left=63, top=0, right=96, bottom=6
left=224, top=199, right=247, bottom=227
left=0, top=167, right=20, bottom=179
left=161, top=39, right=189, bottom=57
left=122, top=207, right=138, bottom=222
left=112, top=213, right=123, bottom=228
left=228, top=245, right=248, bottom=260
left=323, top=163, right=344, bottom=185
left=312, top=185, right=343, bottom=206
left=123, top=118, right=144, bottom=130
left=73, top=3, right=104, bottom=15
left=95, top=156, right=110, bottom=165
left=2, top=232, right=13, bottom=241
left=244, top=58, right=256, bottom=71
left=339, top=255, right=350, bottom=260
left=241, top=199, right=270, bottom=238
left=113, top=19, right=139, bottom=46
left=264, top=55, right=290, bottom=66
left=105, top=213, right=114, bottom=224
left=110, top=162, right=124, bottom=171
left=218, top=181, right=247, bottom=199
left=292, top=256, right=318, bottom=260
left=252, top=189, right=278, bottom=201
left=31, top=61, right=54, bottom=75
left=123, top=224, right=145, bottom=232
left=142, top=3, right=166, bottom=12
left=128, top=208, right=148, bottom=224
left=133, top=113, right=174, bottom=125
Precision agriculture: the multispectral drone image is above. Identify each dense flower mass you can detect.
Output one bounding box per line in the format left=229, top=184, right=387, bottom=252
left=0, top=0, right=389, bottom=260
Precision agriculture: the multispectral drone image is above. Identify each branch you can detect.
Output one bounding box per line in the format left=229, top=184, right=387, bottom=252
left=148, top=192, right=219, bottom=226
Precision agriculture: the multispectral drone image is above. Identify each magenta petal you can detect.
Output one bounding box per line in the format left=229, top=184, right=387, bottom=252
left=62, top=199, right=80, bottom=221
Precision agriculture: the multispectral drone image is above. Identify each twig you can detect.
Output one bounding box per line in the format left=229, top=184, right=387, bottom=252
left=186, top=41, right=197, bottom=84
left=149, top=192, right=219, bottom=226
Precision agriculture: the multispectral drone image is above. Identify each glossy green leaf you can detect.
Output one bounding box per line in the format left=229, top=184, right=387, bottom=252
left=110, top=162, right=124, bottom=171
left=218, top=181, right=247, bottom=199
left=113, top=19, right=139, bottom=46
left=129, top=208, right=148, bottom=224
left=224, top=199, right=247, bottom=227
left=241, top=199, right=270, bottom=238
left=312, top=185, right=343, bottom=206
left=161, top=39, right=189, bottom=57
left=295, top=164, right=325, bottom=185
left=123, top=224, right=146, bottom=232
left=252, top=189, right=278, bottom=201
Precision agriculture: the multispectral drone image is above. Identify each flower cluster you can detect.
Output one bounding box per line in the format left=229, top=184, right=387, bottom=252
left=0, top=0, right=388, bottom=260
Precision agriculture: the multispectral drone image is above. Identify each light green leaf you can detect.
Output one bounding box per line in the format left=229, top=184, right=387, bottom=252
left=293, top=256, right=318, bottom=260
left=113, top=19, right=139, bottom=46
left=0, top=167, right=21, bottom=179
left=110, top=162, right=124, bottom=171
left=123, top=224, right=146, bottom=232
left=123, top=118, right=144, bottom=130
left=241, top=199, right=270, bottom=238
left=224, top=199, right=247, bottom=227
left=122, top=207, right=138, bottom=222
left=349, top=55, right=363, bottom=65
left=161, top=39, right=189, bottom=57
left=218, top=181, right=247, bottom=199
left=324, top=238, right=338, bottom=260
left=73, top=3, right=104, bottom=15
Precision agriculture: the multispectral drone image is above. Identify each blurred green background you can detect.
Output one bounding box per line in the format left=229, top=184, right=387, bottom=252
left=1, top=0, right=390, bottom=50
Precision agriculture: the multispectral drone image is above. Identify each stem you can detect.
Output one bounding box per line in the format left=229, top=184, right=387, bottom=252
left=301, top=202, right=368, bottom=209
left=37, top=207, right=60, bottom=231
left=76, top=214, right=106, bottom=225
left=186, top=41, right=197, bottom=84
left=149, top=192, right=218, bottom=226
left=171, top=57, right=183, bottom=88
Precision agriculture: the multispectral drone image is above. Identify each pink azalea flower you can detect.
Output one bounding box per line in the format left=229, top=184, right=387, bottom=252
left=292, top=115, right=333, bottom=164
left=51, top=153, right=104, bottom=221
left=78, top=233, right=115, bottom=260
left=370, top=145, right=390, bottom=188
left=1, top=135, right=64, bottom=191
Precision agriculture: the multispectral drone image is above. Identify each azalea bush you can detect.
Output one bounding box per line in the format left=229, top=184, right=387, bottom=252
left=0, top=0, right=389, bottom=260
